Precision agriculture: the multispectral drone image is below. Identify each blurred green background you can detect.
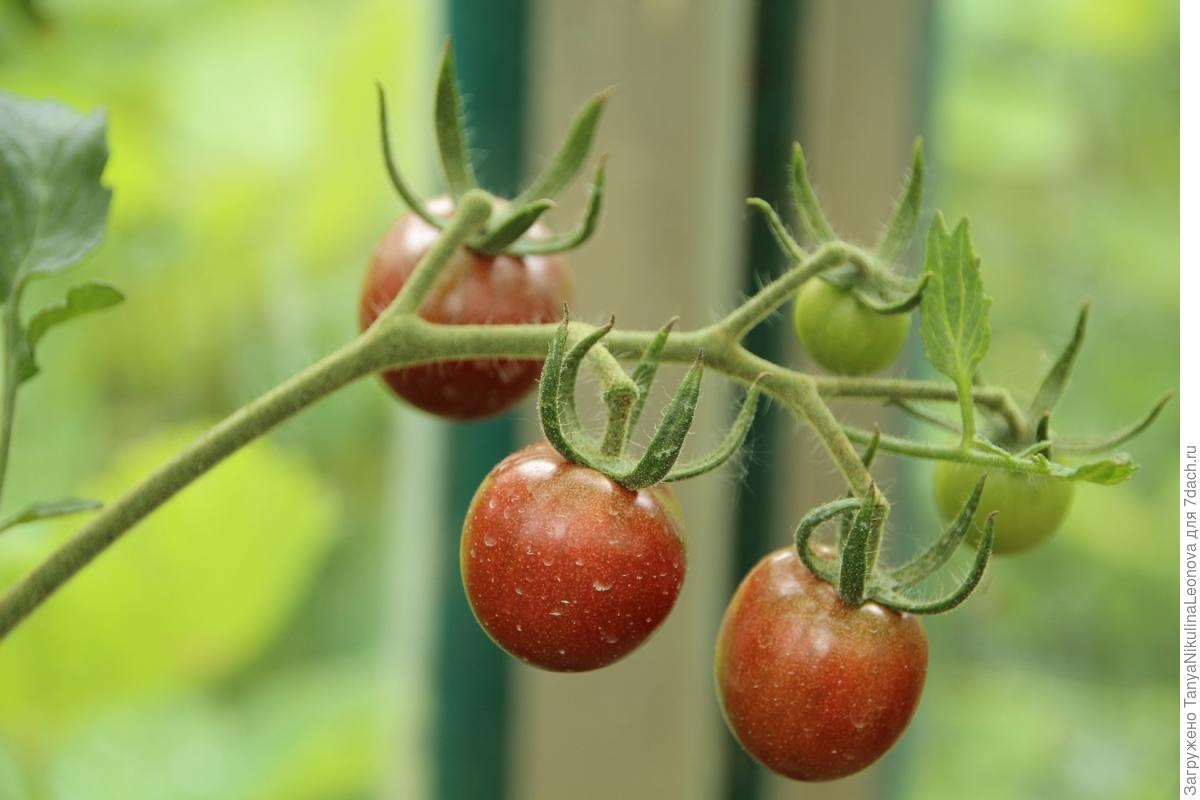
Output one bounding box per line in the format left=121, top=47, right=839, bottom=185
left=0, top=0, right=1178, bottom=798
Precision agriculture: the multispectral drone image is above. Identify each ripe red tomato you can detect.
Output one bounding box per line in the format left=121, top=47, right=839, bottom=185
left=460, top=441, right=687, bottom=672
left=715, top=547, right=927, bottom=782
left=359, top=197, right=570, bottom=419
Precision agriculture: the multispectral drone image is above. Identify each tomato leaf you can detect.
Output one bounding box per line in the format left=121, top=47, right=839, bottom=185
left=0, top=93, right=111, bottom=300
left=874, top=138, right=925, bottom=265
left=918, top=214, right=992, bottom=440
left=14, top=281, right=123, bottom=384
left=1039, top=453, right=1138, bottom=485
left=0, top=496, right=101, bottom=533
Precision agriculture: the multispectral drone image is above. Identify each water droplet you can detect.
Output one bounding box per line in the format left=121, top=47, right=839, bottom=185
left=560, top=599, right=571, bottom=605
left=574, top=558, right=584, bottom=566
left=645, top=617, right=652, bottom=623
left=593, top=581, right=612, bottom=592
left=483, top=536, right=497, bottom=547
left=516, top=624, right=523, bottom=632
left=515, top=587, right=524, bottom=595
left=603, top=633, right=620, bottom=644
left=557, top=648, right=567, bottom=655
left=549, top=610, right=564, bottom=617
left=542, top=558, right=554, bottom=567
left=469, top=548, right=476, bottom=558
left=525, top=546, right=535, bottom=555
left=487, top=498, right=497, bottom=510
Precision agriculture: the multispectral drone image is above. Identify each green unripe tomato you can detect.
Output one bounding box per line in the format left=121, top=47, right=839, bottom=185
left=933, top=461, right=1075, bottom=555
left=791, top=279, right=911, bottom=375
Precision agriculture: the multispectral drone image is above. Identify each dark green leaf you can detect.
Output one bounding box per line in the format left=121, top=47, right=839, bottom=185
left=0, top=93, right=111, bottom=299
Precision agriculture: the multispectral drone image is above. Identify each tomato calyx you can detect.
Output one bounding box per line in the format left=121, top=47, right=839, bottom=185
left=377, top=41, right=609, bottom=259
left=748, top=139, right=928, bottom=319
left=793, top=434, right=995, bottom=615
left=536, top=310, right=762, bottom=491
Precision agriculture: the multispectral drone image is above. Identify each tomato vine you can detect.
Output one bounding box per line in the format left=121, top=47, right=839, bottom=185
left=0, top=42, right=1173, bottom=783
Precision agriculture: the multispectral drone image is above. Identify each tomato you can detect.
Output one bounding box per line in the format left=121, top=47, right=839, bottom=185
left=460, top=441, right=687, bottom=672
left=715, top=547, right=927, bottom=782
left=792, top=278, right=910, bottom=375
left=933, top=460, right=1075, bottom=555
left=359, top=197, right=570, bottom=420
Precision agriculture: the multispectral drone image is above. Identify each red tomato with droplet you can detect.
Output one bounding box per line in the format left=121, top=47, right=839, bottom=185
left=715, top=547, right=927, bottom=782
left=460, top=441, right=687, bottom=672
left=359, top=197, right=570, bottom=420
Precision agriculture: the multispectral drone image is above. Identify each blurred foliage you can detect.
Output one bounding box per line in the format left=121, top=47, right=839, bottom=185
left=896, top=1, right=1178, bottom=798
left=0, top=0, right=432, bottom=796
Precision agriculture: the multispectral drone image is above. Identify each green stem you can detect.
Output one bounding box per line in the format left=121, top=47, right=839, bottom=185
left=840, top=424, right=1052, bottom=474
left=0, top=292, right=21, bottom=507
left=717, top=242, right=859, bottom=339
left=0, top=331, right=393, bottom=640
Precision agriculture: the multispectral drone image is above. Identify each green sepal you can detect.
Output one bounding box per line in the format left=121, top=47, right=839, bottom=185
left=557, top=314, right=615, bottom=445
left=1028, top=305, right=1088, bottom=423
left=872, top=514, right=994, bottom=614
left=790, top=142, right=836, bottom=245
left=837, top=485, right=881, bottom=606
left=793, top=497, right=859, bottom=585
left=513, top=88, right=612, bottom=207
left=537, top=316, right=595, bottom=467
left=472, top=200, right=554, bottom=254
left=0, top=497, right=102, bottom=534
left=616, top=354, right=703, bottom=490
left=839, top=428, right=881, bottom=545
left=433, top=43, right=479, bottom=200
left=874, top=138, right=925, bottom=265
left=375, top=84, right=446, bottom=230
left=665, top=377, right=762, bottom=482
left=746, top=197, right=806, bottom=263
left=509, top=157, right=608, bottom=256
left=14, top=281, right=123, bottom=384
left=628, top=316, right=676, bottom=429
left=890, top=475, right=986, bottom=587
left=1054, top=392, right=1172, bottom=455
left=853, top=272, right=929, bottom=316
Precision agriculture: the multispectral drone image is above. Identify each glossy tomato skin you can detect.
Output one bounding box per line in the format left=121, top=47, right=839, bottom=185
left=933, top=461, right=1075, bottom=555
left=461, top=441, right=687, bottom=672
left=359, top=197, right=570, bottom=420
left=792, top=278, right=911, bottom=375
left=715, top=547, right=927, bottom=782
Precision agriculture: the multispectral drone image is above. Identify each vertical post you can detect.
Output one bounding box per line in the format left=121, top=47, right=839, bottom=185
left=432, top=4, right=527, bottom=799
left=725, top=2, right=804, bottom=799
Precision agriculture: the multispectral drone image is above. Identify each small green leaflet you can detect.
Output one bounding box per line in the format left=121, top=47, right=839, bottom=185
left=0, top=93, right=111, bottom=300
left=1037, top=453, right=1138, bottom=485
left=0, top=496, right=102, bottom=533
left=919, top=214, right=992, bottom=387
left=14, top=281, right=124, bottom=384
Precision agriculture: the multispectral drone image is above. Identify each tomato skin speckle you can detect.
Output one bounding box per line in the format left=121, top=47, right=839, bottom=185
left=359, top=197, right=570, bottom=420
left=715, top=547, right=927, bottom=781
left=461, top=441, right=686, bottom=672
